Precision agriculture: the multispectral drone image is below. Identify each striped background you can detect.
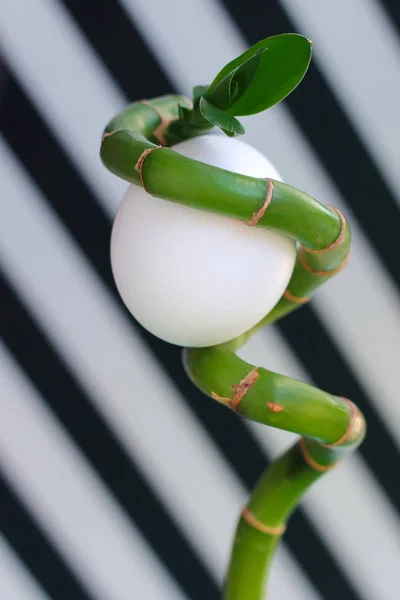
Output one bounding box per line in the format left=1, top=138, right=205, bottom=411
left=1, top=1, right=400, bottom=598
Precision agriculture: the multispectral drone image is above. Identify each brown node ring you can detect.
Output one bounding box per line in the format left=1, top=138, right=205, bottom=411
left=298, top=246, right=350, bottom=277
left=242, top=507, right=286, bottom=537
left=319, top=399, right=361, bottom=448
left=134, top=147, right=163, bottom=194
left=299, top=438, right=339, bottom=473
left=302, top=207, right=347, bottom=254
left=247, top=178, right=274, bottom=227
left=283, top=289, right=310, bottom=305
left=141, top=99, right=175, bottom=146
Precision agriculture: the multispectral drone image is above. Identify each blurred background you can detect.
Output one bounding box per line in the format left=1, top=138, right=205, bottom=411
left=1, top=1, right=400, bottom=599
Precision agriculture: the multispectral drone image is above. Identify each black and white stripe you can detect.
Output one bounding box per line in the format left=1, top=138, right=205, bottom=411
left=1, top=1, right=399, bottom=598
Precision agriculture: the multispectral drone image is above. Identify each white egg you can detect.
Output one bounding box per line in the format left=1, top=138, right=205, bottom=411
left=110, top=134, right=296, bottom=347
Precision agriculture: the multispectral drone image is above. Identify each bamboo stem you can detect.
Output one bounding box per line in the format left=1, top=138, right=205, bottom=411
left=100, top=94, right=365, bottom=599
left=183, top=347, right=365, bottom=599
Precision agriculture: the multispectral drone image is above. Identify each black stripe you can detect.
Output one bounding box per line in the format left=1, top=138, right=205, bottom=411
left=0, top=470, right=95, bottom=600
left=219, top=0, right=400, bottom=291
left=0, top=272, right=219, bottom=600
left=0, top=51, right=361, bottom=600
left=378, top=0, right=400, bottom=32
left=61, top=0, right=170, bottom=100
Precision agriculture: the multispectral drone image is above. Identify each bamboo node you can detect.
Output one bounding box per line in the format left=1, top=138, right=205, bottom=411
left=266, top=402, right=284, bottom=413
left=247, top=178, right=274, bottom=226
left=299, top=246, right=350, bottom=277
left=134, top=146, right=162, bottom=194
left=299, top=438, right=339, bottom=473
left=319, top=399, right=365, bottom=448
left=242, top=507, right=286, bottom=536
left=141, top=99, right=175, bottom=146
left=302, top=207, right=347, bottom=255
left=283, top=289, right=310, bottom=304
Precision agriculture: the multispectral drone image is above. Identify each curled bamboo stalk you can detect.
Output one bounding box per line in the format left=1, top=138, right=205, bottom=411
left=101, top=89, right=365, bottom=599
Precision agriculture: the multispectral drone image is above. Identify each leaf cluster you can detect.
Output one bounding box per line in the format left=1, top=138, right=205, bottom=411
left=182, top=33, right=312, bottom=138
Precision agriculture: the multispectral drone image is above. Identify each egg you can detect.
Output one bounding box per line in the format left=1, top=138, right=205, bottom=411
left=110, top=134, right=296, bottom=347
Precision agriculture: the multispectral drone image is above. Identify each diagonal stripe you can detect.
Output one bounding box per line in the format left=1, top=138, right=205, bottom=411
left=379, top=0, right=400, bottom=30
left=278, top=0, right=400, bottom=209
left=0, top=342, right=188, bottom=600
left=0, top=474, right=95, bottom=600
left=0, top=535, right=51, bottom=600
left=62, top=0, right=171, bottom=101
left=240, top=328, right=400, bottom=600
left=0, top=275, right=214, bottom=600
left=0, top=0, right=127, bottom=217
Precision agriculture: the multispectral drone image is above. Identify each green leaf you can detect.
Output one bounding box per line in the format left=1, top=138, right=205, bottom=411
left=192, top=85, right=209, bottom=108
left=199, top=98, right=245, bottom=137
left=205, top=51, right=262, bottom=110
left=229, top=50, right=263, bottom=105
left=206, top=33, right=312, bottom=116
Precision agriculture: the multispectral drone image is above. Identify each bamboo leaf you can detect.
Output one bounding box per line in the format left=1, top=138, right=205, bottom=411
left=206, top=33, right=312, bottom=116
left=192, top=85, right=209, bottom=108
left=199, top=98, right=245, bottom=137
left=205, top=52, right=262, bottom=110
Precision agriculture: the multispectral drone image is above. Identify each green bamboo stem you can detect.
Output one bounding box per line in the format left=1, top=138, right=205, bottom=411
left=100, top=95, right=366, bottom=600
left=183, top=347, right=365, bottom=599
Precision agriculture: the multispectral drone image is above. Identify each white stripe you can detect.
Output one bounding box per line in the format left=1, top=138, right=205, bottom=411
left=0, top=342, right=186, bottom=600
left=118, top=0, right=245, bottom=91
left=239, top=327, right=400, bottom=600
left=0, top=0, right=127, bottom=217
left=118, top=0, right=400, bottom=447
left=0, top=535, right=50, bottom=600
left=279, top=0, right=400, bottom=207
left=0, top=136, right=317, bottom=600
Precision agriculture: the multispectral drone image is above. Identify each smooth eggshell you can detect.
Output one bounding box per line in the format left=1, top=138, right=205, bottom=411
left=111, top=134, right=296, bottom=346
